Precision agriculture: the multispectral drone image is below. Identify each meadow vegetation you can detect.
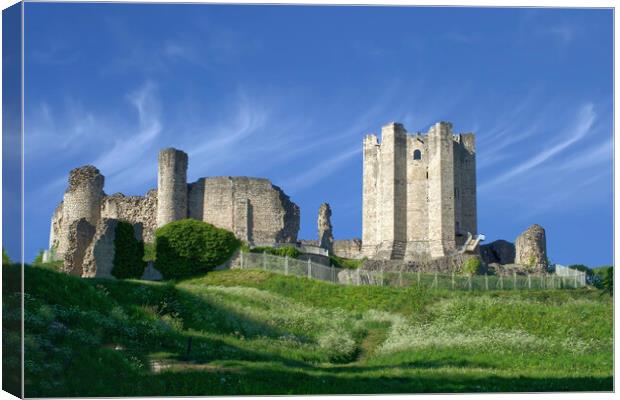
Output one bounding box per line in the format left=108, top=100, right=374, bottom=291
left=5, top=262, right=612, bottom=397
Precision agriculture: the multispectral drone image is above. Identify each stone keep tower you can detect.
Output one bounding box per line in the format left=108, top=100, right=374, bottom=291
left=56, top=166, right=105, bottom=255
left=362, top=122, right=477, bottom=260
left=157, top=148, right=188, bottom=227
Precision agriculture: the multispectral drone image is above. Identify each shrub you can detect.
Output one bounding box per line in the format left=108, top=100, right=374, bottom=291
left=330, top=255, right=364, bottom=269
left=111, top=221, right=146, bottom=279
left=602, top=267, right=613, bottom=296
left=143, top=242, right=156, bottom=262
left=250, top=246, right=301, bottom=259
left=154, top=219, right=240, bottom=280
left=3, top=247, right=11, bottom=265
left=460, top=257, right=482, bottom=276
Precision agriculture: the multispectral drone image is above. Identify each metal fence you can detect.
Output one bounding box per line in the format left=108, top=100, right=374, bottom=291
left=238, top=252, right=587, bottom=290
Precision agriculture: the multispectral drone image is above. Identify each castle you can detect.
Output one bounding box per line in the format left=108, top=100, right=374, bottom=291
left=45, top=120, right=483, bottom=276
left=46, top=148, right=300, bottom=273
left=361, top=121, right=477, bottom=261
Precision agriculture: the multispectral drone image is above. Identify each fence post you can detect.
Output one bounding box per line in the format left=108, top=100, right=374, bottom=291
left=417, top=270, right=421, bottom=286
left=468, top=276, right=472, bottom=291
left=499, top=275, right=503, bottom=290
left=574, top=273, right=577, bottom=289
left=399, top=271, right=403, bottom=287
left=551, top=274, right=555, bottom=289
left=381, top=268, right=384, bottom=286
left=485, top=273, right=488, bottom=291
left=451, top=272, right=455, bottom=290
left=332, top=265, right=335, bottom=283
left=528, top=274, right=531, bottom=290
left=284, top=255, right=289, bottom=276
left=240, top=251, right=244, bottom=269
left=357, top=268, right=361, bottom=286
left=263, top=251, right=266, bottom=271
left=540, top=275, right=544, bottom=289
left=307, top=258, right=311, bottom=279
left=513, top=272, right=517, bottom=290
left=433, top=272, right=438, bottom=290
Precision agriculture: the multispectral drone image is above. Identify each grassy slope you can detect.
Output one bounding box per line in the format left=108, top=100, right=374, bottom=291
left=5, top=264, right=613, bottom=397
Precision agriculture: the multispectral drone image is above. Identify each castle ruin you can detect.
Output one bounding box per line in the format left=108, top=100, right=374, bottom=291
left=46, top=148, right=300, bottom=275
left=42, top=120, right=549, bottom=279
left=362, top=121, right=477, bottom=260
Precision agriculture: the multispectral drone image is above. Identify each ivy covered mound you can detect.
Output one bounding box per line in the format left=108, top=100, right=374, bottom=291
left=154, top=219, right=240, bottom=280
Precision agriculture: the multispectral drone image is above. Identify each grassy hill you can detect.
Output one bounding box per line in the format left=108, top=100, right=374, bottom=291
left=3, top=264, right=613, bottom=397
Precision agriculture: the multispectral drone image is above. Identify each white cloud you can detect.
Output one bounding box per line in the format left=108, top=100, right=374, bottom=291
left=479, top=103, right=596, bottom=191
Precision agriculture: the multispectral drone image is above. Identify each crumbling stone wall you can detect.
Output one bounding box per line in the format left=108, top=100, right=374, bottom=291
left=62, top=218, right=95, bottom=276
left=332, top=239, right=363, bottom=259
left=82, top=219, right=119, bottom=278
left=515, top=224, right=548, bottom=271
left=479, top=240, right=516, bottom=265
left=188, top=176, right=299, bottom=246
left=101, top=190, right=157, bottom=242
left=82, top=219, right=144, bottom=278
left=317, top=203, right=333, bottom=251
left=56, top=166, right=105, bottom=256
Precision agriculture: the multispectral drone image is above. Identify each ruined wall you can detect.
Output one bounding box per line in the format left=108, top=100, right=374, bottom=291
left=332, top=239, right=363, bottom=259
left=82, top=218, right=119, bottom=278
left=82, top=219, right=144, bottom=278
left=515, top=224, right=548, bottom=271
left=157, top=148, right=188, bottom=227
left=188, top=176, right=299, bottom=246
left=101, top=189, right=157, bottom=242
left=62, top=218, right=96, bottom=276
left=317, top=203, right=333, bottom=251
left=57, top=166, right=105, bottom=256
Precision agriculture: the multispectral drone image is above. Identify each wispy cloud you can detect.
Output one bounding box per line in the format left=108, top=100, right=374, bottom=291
left=93, top=82, right=162, bottom=191
left=480, top=103, right=596, bottom=191
left=283, top=146, right=362, bottom=192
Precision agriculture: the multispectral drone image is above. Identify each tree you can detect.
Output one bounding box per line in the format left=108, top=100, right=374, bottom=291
left=2, top=248, right=11, bottom=265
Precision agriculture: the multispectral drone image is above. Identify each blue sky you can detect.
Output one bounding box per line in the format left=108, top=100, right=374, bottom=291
left=18, top=4, right=613, bottom=266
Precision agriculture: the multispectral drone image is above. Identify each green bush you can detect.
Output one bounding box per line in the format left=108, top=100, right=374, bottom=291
left=250, top=246, right=301, bottom=259
left=3, top=247, right=11, bottom=265
left=111, top=221, right=146, bottom=279
left=460, top=257, right=482, bottom=276
left=154, top=219, right=240, bottom=280
left=143, top=242, right=156, bottom=262
left=602, top=267, right=613, bottom=296
left=330, top=255, right=364, bottom=269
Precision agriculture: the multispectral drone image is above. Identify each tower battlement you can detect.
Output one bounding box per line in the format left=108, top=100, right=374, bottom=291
left=362, top=121, right=477, bottom=260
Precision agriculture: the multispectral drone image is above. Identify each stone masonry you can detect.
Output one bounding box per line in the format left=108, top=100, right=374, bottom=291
left=515, top=224, right=548, bottom=271
left=362, top=122, right=476, bottom=261
left=317, top=203, right=333, bottom=252
left=46, top=148, right=300, bottom=273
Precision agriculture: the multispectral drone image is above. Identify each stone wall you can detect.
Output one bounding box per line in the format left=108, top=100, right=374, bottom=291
left=317, top=203, right=333, bottom=251
left=479, top=240, right=516, bottom=265
left=188, top=176, right=299, bottom=246
left=515, top=224, right=548, bottom=272
left=62, top=218, right=96, bottom=276
left=101, top=190, right=157, bottom=242
left=57, top=166, right=105, bottom=256
left=82, top=219, right=119, bottom=278
left=332, top=239, right=363, bottom=259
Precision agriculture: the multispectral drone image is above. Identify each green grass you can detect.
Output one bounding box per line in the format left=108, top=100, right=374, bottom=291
left=6, top=264, right=612, bottom=397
